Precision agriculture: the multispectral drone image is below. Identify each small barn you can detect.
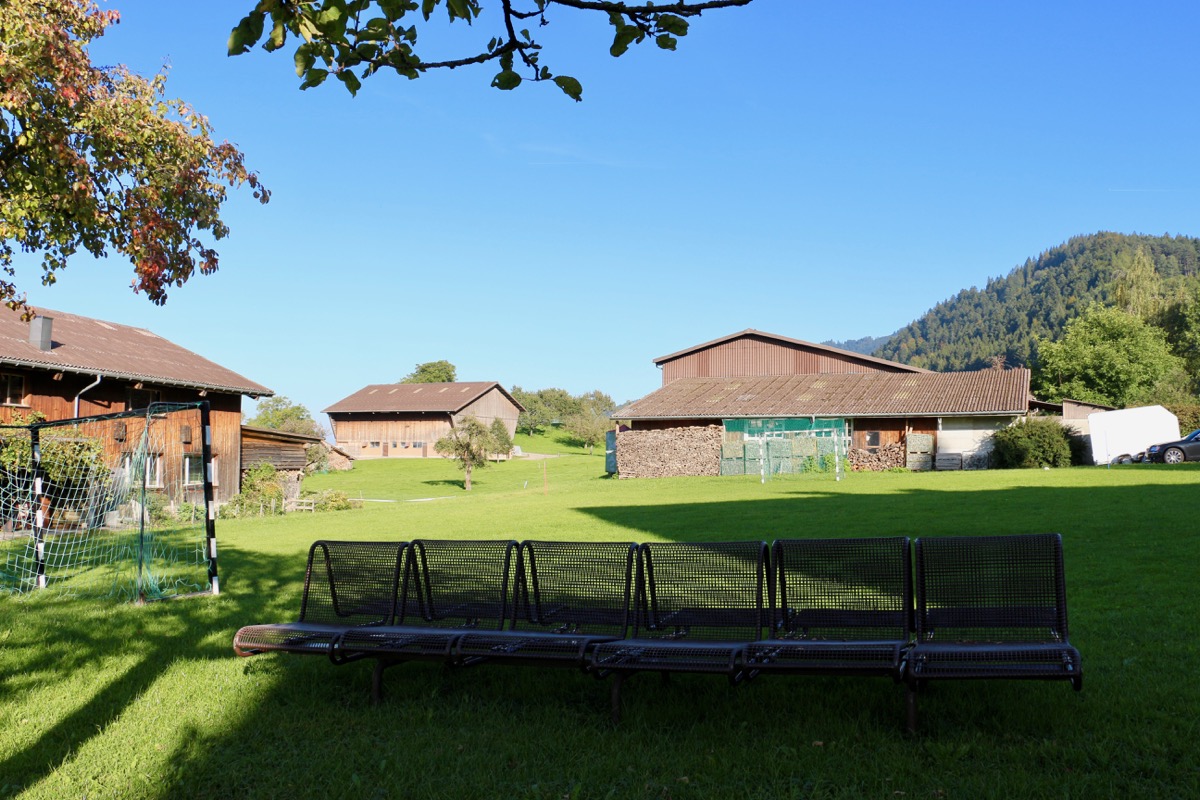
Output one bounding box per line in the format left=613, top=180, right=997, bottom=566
left=324, top=382, right=523, bottom=459
left=240, top=425, right=323, bottom=501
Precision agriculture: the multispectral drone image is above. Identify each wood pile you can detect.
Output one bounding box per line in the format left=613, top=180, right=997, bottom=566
left=616, top=426, right=723, bottom=478
left=848, top=443, right=906, bottom=471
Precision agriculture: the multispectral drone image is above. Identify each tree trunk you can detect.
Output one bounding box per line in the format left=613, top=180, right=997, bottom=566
left=464, top=464, right=472, bottom=491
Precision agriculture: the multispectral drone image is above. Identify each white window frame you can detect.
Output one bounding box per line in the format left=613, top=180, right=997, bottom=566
left=183, top=454, right=216, bottom=487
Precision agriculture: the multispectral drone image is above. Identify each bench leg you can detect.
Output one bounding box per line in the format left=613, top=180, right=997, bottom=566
left=610, top=673, right=626, bottom=725
left=372, top=660, right=386, bottom=705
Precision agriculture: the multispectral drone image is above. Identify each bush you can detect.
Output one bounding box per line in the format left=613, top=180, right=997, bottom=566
left=300, top=489, right=357, bottom=512
left=1165, top=403, right=1200, bottom=433
left=223, top=462, right=285, bottom=517
left=990, top=417, right=1073, bottom=469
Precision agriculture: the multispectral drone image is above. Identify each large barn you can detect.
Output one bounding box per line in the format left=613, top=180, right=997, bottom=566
left=614, top=330, right=1033, bottom=477
left=324, top=382, right=522, bottom=459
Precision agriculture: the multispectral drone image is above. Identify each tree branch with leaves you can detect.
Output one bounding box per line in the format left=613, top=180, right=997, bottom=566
left=229, top=0, right=754, bottom=101
left=0, top=0, right=268, bottom=316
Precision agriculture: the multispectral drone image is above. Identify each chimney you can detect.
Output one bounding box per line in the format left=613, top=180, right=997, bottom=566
left=30, top=316, right=53, bottom=351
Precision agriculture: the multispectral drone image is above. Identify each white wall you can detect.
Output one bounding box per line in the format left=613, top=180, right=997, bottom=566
left=936, top=415, right=1018, bottom=469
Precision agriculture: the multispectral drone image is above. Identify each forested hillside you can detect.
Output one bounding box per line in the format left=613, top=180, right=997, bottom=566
left=822, top=334, right=893, bottom=356
left=876, top=232, right=1200, bottom=371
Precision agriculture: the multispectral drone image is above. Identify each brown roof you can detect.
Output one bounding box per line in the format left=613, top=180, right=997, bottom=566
left=653, top=329, right=929, bottom=373
left=241, top=425, right=323, bottom=445
left=0, top=308, right=272, bottom=396
left=616, top=369, right=1031, bottom=419
left=323, top=382, right=523, bottom=414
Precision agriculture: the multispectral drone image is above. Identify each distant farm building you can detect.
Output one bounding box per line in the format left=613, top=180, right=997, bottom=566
left=240, top=425, right=323, bottom=501
left=614, top=330, right=1033, bottom=477
left=324, top=382, right=522, bottom=459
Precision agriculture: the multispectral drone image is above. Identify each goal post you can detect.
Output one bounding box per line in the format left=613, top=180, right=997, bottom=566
left=0, top=401, right=218, bottom=601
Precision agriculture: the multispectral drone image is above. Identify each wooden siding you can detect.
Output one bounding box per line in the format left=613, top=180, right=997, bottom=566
left=850, top=417, right=938, bottom=452
left=660, top=335, right=914, bottom=385
left=0, top=367, right=243, bottom=502
left=329, top=387, right=521, bottom=459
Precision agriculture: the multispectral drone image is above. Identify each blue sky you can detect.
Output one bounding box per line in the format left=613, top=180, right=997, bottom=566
left=17, top=1, right=1200, bottom=427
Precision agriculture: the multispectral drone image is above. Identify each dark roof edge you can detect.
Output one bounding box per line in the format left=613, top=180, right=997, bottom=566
left=617, top=410, right=1029, bottom=421
left=652, top=329, right=929, bottom=373
left=240, top=424, right=323, bottom=443
left=0, top=358, right=273, bottom=397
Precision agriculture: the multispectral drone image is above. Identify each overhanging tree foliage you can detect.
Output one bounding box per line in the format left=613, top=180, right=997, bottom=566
left=228, top=0, right=754, bottom=101
left=0, top=0, right=268, bottom=314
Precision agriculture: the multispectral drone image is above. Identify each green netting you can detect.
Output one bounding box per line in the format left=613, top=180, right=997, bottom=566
left=721, top=418, right=848, bottom=479
left=0, top=403, right=214, bottom=601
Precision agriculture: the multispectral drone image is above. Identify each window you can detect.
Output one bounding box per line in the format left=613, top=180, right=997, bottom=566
left=1, top=373, right=26, bottom=406
left=183, top=454, right=217, bottom=486
left=864, top=431, right=881, bottom=451
left=369, top=441, right=381, bottom=448
left=128, top=387, right=162, bottom=410
left=121, top=452, right=164, bottom=488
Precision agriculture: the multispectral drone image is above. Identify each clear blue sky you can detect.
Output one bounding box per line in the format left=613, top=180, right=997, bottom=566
left=17, top=1, right=1200, bottom=428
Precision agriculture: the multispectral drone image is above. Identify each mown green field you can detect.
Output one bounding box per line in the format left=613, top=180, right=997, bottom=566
left=2, top=448, right=1198, bottom=799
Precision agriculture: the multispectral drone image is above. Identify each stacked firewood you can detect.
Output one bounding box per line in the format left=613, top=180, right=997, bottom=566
left=848, top=443, right=906, bottom=471
left=616, top=426, right=723, bottom=478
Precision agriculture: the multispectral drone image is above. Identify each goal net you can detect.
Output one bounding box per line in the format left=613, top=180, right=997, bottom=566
left=0, top=402, right=217, bottom=601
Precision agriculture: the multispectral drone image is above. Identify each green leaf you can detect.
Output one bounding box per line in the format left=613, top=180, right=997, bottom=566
left=300, top=68, right=329, bottom=89
left=553, top=75, right=583, bottom=102
left=227, top=13, right=266, bottom=56
left=447, top=0, right=470, bottom=21
left=421, top=0, right=437, bottom=21
left=265, top=19, right=287, bottom=52
left=294, top=43, right=317, bottom=77
left=656, top=14, right=689, bottom=37
left=610, top=27, right=641, bottom=58
left=336, top=70, right=363, bottom=96
left=492, top=70, right=522, bottom=91
left=655, top=34, right=677, bottom=51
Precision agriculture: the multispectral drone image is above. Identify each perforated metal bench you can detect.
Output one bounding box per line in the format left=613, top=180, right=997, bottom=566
left=232, top=540, right=406, bottom=657
left=905, top=533, right=1083, bottom=733
left=745, top=536, right=912, bottom=679
left=590, top=540, right=769, bottom=722
left=454, top=540, right=638, bottom=667
left=331, top=539, right=518, bottom=701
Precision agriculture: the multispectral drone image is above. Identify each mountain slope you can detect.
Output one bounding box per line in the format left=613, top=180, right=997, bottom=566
left=875, top=232, right=1200, bottom=370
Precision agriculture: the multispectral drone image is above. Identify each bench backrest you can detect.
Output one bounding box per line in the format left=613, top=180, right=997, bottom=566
left=514, top=541, right=638, bottom=635
left=914, top=533, right=1070, bottom=643
left=773, top=537, right=911, bottom=640
left=635, top=540, right=769, bottom=641
left=298, top=540, right=407, bottom=625
left=399, top=539, right=518, bottom=630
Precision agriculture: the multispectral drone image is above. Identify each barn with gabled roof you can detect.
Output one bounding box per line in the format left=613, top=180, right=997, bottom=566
left=324, top=382, right=523, bottom=459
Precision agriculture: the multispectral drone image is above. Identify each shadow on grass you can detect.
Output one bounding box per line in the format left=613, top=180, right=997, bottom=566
left=0, top=546, right=301, bottom=797
left=422, top=479, right=466, bottom=489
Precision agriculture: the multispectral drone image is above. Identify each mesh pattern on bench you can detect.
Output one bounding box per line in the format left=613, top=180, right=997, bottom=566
left=335, top=539, right=517, bottom=661
left=591, top=540, right=768, bottom=676
left=746, top=537, right=911, bottom=675
left=232, top=540, right=405, bottom=656
left=908, top=533, right=1082, bottom=683
left=456, top=540, right=637, bottom=664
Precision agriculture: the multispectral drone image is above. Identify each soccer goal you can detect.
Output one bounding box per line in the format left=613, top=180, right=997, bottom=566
left=0, top=402, right=217, bottom=601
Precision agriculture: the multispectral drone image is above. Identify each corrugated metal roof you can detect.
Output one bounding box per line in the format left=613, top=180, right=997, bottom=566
left=653, top=329, right=929, bottom=373
left=0, top=308, right=272, bottom=396
left=615, top=370, right=1032, bottom=419
left=324, top=382, right=523, bottom=414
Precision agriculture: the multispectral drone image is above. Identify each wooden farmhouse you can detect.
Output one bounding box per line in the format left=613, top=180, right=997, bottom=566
left=614, top=329, right=1033, bottom=477
left=324, top=382, right=522, bottom=459
left=0, top=309, right=272, bottom=502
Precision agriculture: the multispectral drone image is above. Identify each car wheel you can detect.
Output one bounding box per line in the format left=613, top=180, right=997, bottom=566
left=1164, top=447, right=1185, bottom=464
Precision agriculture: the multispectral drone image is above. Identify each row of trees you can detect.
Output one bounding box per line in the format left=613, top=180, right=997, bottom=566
left=510, top=387, right=617, bottom=453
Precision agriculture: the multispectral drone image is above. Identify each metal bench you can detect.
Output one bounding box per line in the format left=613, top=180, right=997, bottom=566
left=905, top=533, right=1083, bottom=733
left=454, top=540, right=638, bottom=667
left=330, top=539, right=518, bottom=701
left=590, top=540, right=769, bottom=722
left=232, top=540, right=406, bottom=657
left=745, top=537, right=912, bottom=680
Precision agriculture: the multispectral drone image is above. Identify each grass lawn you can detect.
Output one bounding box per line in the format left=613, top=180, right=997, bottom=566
left=2, top=447, right=1198, bottom=799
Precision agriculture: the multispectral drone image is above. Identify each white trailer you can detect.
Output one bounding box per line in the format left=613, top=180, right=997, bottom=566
left=1087, top=405, right=1180, bottom=465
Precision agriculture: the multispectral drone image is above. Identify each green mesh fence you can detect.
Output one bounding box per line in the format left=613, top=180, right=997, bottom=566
left=0, top=403, right=215, bottom=601
left=720, top=418, right=848, bottom=479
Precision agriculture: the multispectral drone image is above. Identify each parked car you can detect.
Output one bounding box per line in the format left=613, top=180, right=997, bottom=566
left=1144, top=429, right=1200, bottom=463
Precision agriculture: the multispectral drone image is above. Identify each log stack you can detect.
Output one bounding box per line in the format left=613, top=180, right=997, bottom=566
left=848, top=442, right=906, bottom=471
left=616, top=426, right=723, bottom=478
